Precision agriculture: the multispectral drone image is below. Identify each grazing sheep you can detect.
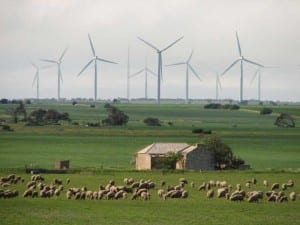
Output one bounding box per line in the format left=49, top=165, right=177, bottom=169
left=289, top=192, right=296, bottom=201
left=23, top=189, right=33, bottom=198
left=208, top=180, right=216, bottom=187
left=161, top=181, right=166, bottom=187
left=217, top=188, right=229, bottom=198
left=32, top=190, right=38, bottom=198
left=26, top=181, right=36, bottom=189
left=287, top=179, right=294, bottom=187
left=219, top=181, right=228, bottom=188
left=157, top=189, right=165, bottom=198
left=181, top=190, right=188, bottom=198
left=179, top=178, right=188, bottom=184
left=230, top=193, right=244, bottom=201
left=247, top=191, right=263, bottom=203
left=206, top=189, right=214, bottom=198
left=140, top=191, right=150, bottom=200
left=106, top=191, right=115, bottom=200
left=236, top=184, right=241, bottom=191
left=282, top=183, right=287, bottom=191
left=252, top=178, right=257, bottom=185
left=271, top=183, right=280, bottom=190
left=114, top=190, right=125, bottom=199
left=66, top=190, right=73, bottom=199
left=263, top=180, right=268, bottom=187
left=190, top=182, right=195, bottom=188
left=245, top=182, right=251, bottom=188
left=198, top=182, right=206, bottom=191
left=66, top=178, right=70, bottom=185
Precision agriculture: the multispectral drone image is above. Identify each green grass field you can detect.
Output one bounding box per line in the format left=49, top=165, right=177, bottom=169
left=0, top=102, right=299, bottom=170
left=0, top=102, right=299, bottom=225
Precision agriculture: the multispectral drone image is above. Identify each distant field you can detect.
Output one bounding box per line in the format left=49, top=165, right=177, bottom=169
left=0, top=102, right=299, bottom=170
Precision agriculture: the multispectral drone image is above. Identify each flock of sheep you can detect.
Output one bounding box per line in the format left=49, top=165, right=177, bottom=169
left=0, top=173, right=298, bottom=204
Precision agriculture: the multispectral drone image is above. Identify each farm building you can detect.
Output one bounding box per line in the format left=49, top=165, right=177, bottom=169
left=135, top=143, right=215, bottom=170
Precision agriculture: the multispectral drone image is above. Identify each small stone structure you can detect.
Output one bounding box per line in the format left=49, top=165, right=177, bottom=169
left=135, top=143, right=215, bottom=170
left=55, top=160, right=69, bottom=169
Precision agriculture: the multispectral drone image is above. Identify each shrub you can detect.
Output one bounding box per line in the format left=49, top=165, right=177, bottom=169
left=1, top=125, right=13, bottom=131
left=274, top=113, right=295, bottom=128
left=72, top=101, right=77, bottom=106
left=102, top=104, right=129, bottom=126
left=90, top=104, right=95, bottom=108
left=229, top=104, right=240, bottom=110
left=192, top=128, right=203, bottom=133
left=260, top=107, right=272, bottom=115
left=144, top=117, right=161, bottom=126
left=27, top=109, right=71, bottom=125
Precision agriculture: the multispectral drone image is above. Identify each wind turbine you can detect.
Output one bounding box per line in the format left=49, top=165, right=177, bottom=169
left=130, top=57, right=156, bottom=99
left=165, top=50, right=201, bottom=104
left=40, top=47, right=68, bottom=101
left=250, top=66, right=278, bottom=101
left=31, top=63, right=52, bottom=100
left=137, top=36, right=184, bottom=104
left=221, top=32, right=263, bottom=102
left=78, top=34, right=117, bottom=101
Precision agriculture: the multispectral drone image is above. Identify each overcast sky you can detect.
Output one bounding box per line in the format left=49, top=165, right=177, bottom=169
left=0, top=0, right=299, bottom=101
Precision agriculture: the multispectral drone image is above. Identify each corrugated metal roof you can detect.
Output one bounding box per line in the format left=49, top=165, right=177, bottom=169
left=137, top=143, right=190, bottom=154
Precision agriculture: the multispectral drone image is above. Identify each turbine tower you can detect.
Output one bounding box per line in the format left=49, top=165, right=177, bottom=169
left=137, top=36, right=184, bottom=104
left=165, top=50, right=201, bottom=104
left=78, top=34, right=117, bottom=101
left=250, top=66, right=277, bottom=101
left=221, top=32, right=263, bottom=102
left=130, top=58, right=156, bottom=99
left=41, top=47, right=67, bottom=101
left=31, top=63, right=51, bottom=100
left=215, top=73, right=222, bottom=101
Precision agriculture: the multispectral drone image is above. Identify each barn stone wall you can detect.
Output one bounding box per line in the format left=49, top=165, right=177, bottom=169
left=184, top=146, right=215, bottom=170
left=135, top=154, right=151, bottom=170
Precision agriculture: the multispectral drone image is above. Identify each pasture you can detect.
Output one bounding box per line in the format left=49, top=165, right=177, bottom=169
left=0, top=101, right=299, bottom=225
left=0, top=102, right=299, bottom=170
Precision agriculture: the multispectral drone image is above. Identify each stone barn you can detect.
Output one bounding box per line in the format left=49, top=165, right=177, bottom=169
left=135, top=143, right=215, bottom=170
left=55, top=160, right=69, bottom=169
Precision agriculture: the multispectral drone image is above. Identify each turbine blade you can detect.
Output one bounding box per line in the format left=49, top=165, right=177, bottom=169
left=187, top=50, right=194, bottom=62
left=236, top=32, right=242, bottom=57
left=32, top=72, right=38, bottom=87
left=40, top=59, right=57, bottom=64
left=221, top=59, right=240, bottom=76
left=40, top=65, right=54, bottom=69
left=31, top=62, right=38, bottom=69
left=78, top=59, right=94, bottom=76
left=250, top=69, right=259, bottom=85
left=161, top=36, right=184, bottom=52
left=88, top=33, right=96, bottom=57
left=59, top=47, right=68, bottom=61
left=188, top=64, right=201, bottom=81
left=217, top=74, right=222, bottom=90
left=137, top=36, right=159, bottom=51
left=146, top=68, right=157, bottom=76
left=165, top=62, right=185, bottom=67
left=130, top=69, right=144, bottom=77
left=96, top=57, right=117, bottom=64
left=243, top=58, right=264, bottom=67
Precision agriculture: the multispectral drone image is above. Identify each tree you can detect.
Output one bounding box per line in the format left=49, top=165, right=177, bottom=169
left=102, top=104, right=129, bottom=126
left=12, top=102, right=27, bottom=123
left=163, top=152, right=184, bottom=170
left=203, top=135, right=244, bottom=169
left=143, top=117, right=161, bottom=126
left=274, top=113, right=295, bottom=128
